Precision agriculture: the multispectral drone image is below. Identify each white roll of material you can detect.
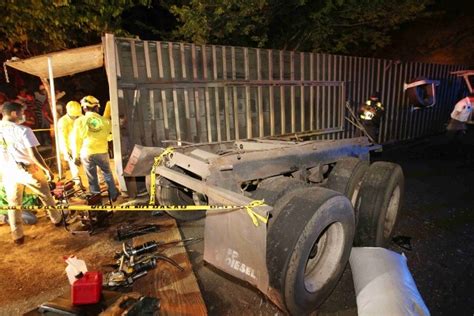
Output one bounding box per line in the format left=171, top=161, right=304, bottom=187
left=350, top=247, right=430, bottom=316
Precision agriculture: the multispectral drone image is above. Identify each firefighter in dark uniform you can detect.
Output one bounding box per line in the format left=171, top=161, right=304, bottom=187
left=358, top=92, right=385, bottom=142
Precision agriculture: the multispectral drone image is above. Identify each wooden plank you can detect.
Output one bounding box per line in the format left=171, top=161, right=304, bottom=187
left=434, top=65, right=445, bottom=130
left=202, top=45, right=212, bottom=142
left=257, top=49, right=264, bottom=137
left=391, top=62, right=401, bottom=142
left=138, top=44, right=154, bottom=144
left=104, top=34, right=126, bottom=191
left=268, top=50, right=275, bottom=136
left=131, top=40, right=139, bottom=79
left=132, top=216, right=207, bottom=316
left=407, top=62, right=416, bottom=139
left=401, top=63, right=411, bottom=140
left=300, top=52, right=305, bottom=131
left=156, top=42, right=170, bottom=140
left=280, top=51, right=285, bottom=134
left=133, top=89, right=148, bottom=146
left=192, top=44, right=202, bottom=142
left=212, top=45, right=222, bottom=142
left=333, top=55, right=338, bottom=138
left=222, top=47, right=231, bottom=141
left=141, top=91, right=153, bottom=146
left=232, top=47, right=239, bottom=139
left=156, top=42, right=164, bottom=78
left=348, top=56, right=354, bottom=138
left=395, top=63, right=404, bottom=141
left=169, top=43, right=182, bottom=142
left=181, top=43, right=192, bottom=142
left=290, top=51, right=295, bottom=133
left=321, top=54, right=326, bottom=137
left=332, top=55, right=337, bottom=138
left=161, top=90, right=170, bottom=140
left=144, top=41, right=152, bottom=79
left=149, top=89, right=160, bottom=145
left=315, top=54, right=321, bottom=132
left=431, top=64, right=441, bottom=133
left=342, top=55, right=349, bottom=138
left=114, top=41, right=122, bottom=78
left=337, top=55, right=343, bottom=138
left=309, top=53, right=314, bottom=131
left=244, top=48, right=252, bottom=138
left=427, top=63, right=438, bottom=134
left=118, top=78, right=346, bottom=89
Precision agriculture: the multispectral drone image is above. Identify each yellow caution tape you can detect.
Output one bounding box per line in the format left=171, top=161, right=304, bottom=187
left=0, top=200, right=269, bottom=226
left=144, top=146, right=268, bottom=226
left=2, top=147, right=267, bottom=226
left=243, top=200, right=268, bottom=226
left=149, top=147, right=174, bottom=206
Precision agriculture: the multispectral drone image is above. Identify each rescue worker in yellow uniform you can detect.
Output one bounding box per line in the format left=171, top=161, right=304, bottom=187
left=72, top=96, right=119, bottom=201
left=358, top=92, right=385, bottom=142
left=57, top=101, right=82, bottom=183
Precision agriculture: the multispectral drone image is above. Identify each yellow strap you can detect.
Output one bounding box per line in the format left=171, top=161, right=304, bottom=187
left=149, top=147, right=174, bottom=206
left=243, top=199, right=269, bottom=227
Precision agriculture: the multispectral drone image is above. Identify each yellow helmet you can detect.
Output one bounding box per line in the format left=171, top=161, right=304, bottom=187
left=66, top=101, right=82, bottom=117
left=80, top=95, right=100, bottom=108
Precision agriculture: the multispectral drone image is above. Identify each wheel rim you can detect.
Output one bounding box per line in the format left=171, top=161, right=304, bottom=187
left=304, top=222, right=345, bottom=293
left=383, top=185, right=400, bottom=239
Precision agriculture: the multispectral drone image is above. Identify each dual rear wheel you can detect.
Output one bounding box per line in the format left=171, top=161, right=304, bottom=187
left=252, top=158, right=403, bottom=314
left=326, top=158, right=404, bottom=246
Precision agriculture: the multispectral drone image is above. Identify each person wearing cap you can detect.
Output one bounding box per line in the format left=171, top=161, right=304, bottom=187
left=0, top=102, right=62, bottom=244
left=58, top=101, right=83, bottom=183
left=358, top=92, right=385, bottom=142
left=72, top=96, right=119, bottom=201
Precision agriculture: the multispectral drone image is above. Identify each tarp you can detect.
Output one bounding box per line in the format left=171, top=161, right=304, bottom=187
left=5, top=44, right=103, bottom=79
left=350, top=247, right=430, bottom=316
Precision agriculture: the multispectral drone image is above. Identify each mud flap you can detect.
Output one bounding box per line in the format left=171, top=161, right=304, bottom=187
left=203, top=201, right=270, bottom=296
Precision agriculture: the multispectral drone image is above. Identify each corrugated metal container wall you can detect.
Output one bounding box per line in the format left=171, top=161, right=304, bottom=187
left=109, top=37, right=467, bottom=154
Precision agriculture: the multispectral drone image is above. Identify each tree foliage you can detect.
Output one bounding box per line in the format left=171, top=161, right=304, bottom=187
left=169, top=0, right=432, bottom=54
left=0, top=0, right=432, bottom=58
left=0, top=0, right=150, bottom=57
left=169, top=0, right=269, bottom=47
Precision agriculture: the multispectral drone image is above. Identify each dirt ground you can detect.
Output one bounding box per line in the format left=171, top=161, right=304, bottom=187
left=0, top=133, right=473, bottom=315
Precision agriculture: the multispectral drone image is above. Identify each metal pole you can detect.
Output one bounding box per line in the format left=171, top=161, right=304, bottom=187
left=47, top=57, right=62, bottom=179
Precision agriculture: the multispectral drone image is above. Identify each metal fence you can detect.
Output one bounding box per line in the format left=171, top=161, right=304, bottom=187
left=109, top=37, right=467, bottom=149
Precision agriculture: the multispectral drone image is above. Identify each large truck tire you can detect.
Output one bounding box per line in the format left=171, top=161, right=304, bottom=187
left=326, top=157, right=369, bottom=206
left=267, top=187, right=355, bottom=315
left=354, top=161, right=404, bottom=247
left=145, top=174, right=206, bottom=221
left=251, top=176, right=306, bottom=227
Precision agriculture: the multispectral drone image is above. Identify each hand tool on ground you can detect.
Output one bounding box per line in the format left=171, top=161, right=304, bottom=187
left=116, top=224, right=162, bottom=241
